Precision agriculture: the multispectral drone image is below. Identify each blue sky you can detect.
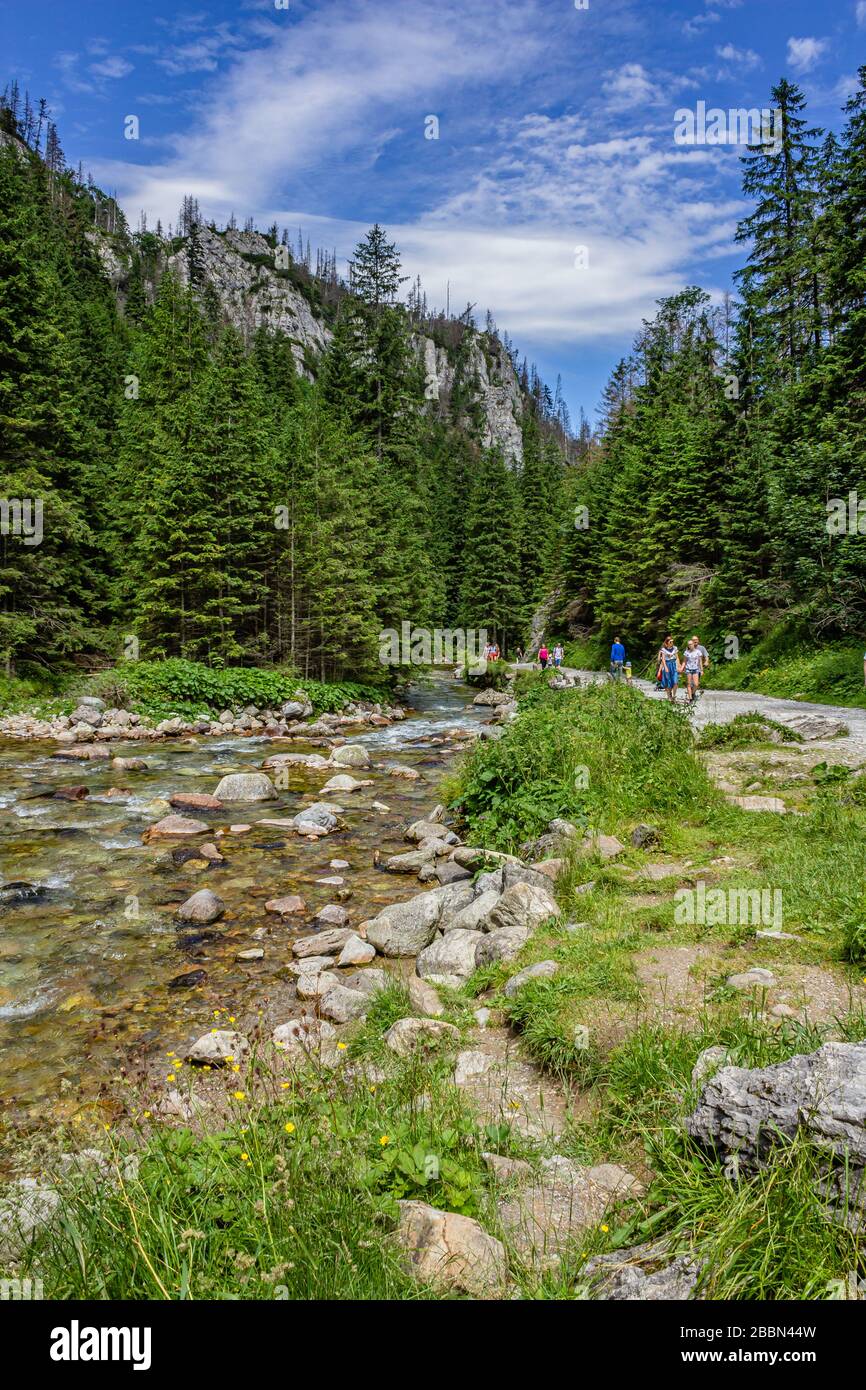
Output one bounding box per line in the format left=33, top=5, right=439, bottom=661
left=3, top=0, right=863, bottom=423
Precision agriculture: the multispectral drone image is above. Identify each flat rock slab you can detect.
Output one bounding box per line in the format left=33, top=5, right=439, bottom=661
left=727, top=795, right=787, bottom=813
left=453, top=1027, right=572, bottom=1141
left=168, top=793, right=224, bottom=812
left=144, top=815, right=209, bottom=840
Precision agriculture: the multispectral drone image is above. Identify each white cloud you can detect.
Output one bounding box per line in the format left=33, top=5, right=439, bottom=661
left=786, top=37, right=829, bottom=73
left=89, top=57, right=134, bottom=80
left=857, top=2, right=866, bottom=28
left=601, top=63, right=662, bottom=110
left=715, top=43, right=762, bottom=72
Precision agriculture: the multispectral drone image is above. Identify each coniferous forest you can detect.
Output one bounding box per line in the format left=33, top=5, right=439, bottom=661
left=1, top=73, right=865, bottom=688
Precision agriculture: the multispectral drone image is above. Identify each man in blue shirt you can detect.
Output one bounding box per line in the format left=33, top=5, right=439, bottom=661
left=610, top=637, right=626, bottom=681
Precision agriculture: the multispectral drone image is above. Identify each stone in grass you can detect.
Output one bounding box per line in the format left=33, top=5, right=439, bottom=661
left=691, top=1045, right=732, bottom=1087
left=579, top=1241, right=704, bottom=1301
left=727, top=968, right=776, bottom=990
left=407, top=977, right=444, bottom=1017
left=384, top=1017, right=459, bottom=1056
left=296, top=973, right=338, bottom=1000
left=266, top=894, right=306, bottom=916
left=0, top=1178, right=61, bottom=1264
left=474, top=923, right=530, bottom=967
left=396, top=1201, right=507, bottom=1299
left=503, top=960, right=559, bottom=997
left=213, top=772, right=277, bottom=802
left=453, top=1049, right=493, bottom=1085
left=337, top=934, right=376, bottom=966
left=176, top=888, right=225, bottom=925
left=630, top=823, right=659, bottom=849
left=186, top=1029, right=249, bottom=1066
left=486, top=881, right=559, bottom=934
left=272, top=1017, right=337, bottom=1062
left=318, top=983, right=373, bottom=1023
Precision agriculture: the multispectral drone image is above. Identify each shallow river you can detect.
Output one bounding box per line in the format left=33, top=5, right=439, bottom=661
left=0, top=679, right=485, bottom=1125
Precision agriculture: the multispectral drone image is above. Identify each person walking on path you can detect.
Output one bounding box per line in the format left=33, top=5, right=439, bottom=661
left=682, top=637, right=705, bottom=704
left=656, top=635, right=680, bottom=701
left=553, top=642, right=564, bottom=669
left=691, top=634, right=710, bottom=671
left=610, top=636, right=626, bottom=681
left=538, top=644, right=550, bottom=670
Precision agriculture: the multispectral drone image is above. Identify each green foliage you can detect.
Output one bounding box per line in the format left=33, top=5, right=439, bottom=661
left=697, top=712, right=803, bottom=749
left=83, top=658, right=384, bottom=715
left=449, top=680, right=712, bottom=851
left=704, top=635, right=866, bottom=708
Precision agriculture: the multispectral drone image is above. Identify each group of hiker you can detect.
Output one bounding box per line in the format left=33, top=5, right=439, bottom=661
left=536, top=642, right=564, bottom=671
left=610, top=633, right=709, bottom=704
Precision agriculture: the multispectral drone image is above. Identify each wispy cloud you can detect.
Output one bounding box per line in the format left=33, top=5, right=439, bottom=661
left=786, top=37, right=829, bottom=74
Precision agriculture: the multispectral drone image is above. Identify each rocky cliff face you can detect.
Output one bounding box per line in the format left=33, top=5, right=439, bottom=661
left=169, top=227, right=332, bottom=373
left=88, top=219, right=524, bottom=458
left=421, top=334, right=524, bottom=465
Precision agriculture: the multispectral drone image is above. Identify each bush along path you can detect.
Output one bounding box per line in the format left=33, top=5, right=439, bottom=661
left=2, top=679, right=866, bottom=1300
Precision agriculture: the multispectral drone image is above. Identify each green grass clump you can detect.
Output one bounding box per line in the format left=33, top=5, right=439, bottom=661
left=703, top=634, right=866, bottom=709
left=446, top=680, right=716, bottom=851
left=698, top=712, right=803, bottom=749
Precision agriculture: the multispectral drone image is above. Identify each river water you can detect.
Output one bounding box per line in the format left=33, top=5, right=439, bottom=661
left=0, top=678, right=486, bottom=1126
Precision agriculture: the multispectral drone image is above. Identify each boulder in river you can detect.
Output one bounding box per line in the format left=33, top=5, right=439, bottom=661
left=53, top=785, right=89, bottom=801
left=169, top=792, right=224, bottom=812
left=319, top=774, right=373, bottom=794
left=293, top=927, right=355, bottom=957
left=176, top=889, right=225, bottom=925
left=213, top=772, right=276, bottom=802
left=329, top=744, right=371, bottom=769
left=112, top=756, right=148, bottom=771
left=265, top=894, right=306, bottom=916
left=144, top=815, right=209, bottom=840
left=291, top=802, right=338, bottom=833
left=315, top=903, right=349, bottom=928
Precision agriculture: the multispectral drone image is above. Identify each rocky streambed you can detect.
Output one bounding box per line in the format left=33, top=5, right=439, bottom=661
left=0, top=678, right=491, bottom=1125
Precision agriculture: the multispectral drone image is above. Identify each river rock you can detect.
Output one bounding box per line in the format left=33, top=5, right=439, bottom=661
left=265, top=894, right=306, bottom=915
left=169, top=792, right=224, bottom=812
left=501, top=862, right=560, bottom=895
left=475, top=923, right=530, bottom=966
left=417, top=928, right=484, bottom=981
left=405, top=818, right=459, bottom=846
left=53, top=784, right=89, bottom=800
left=296, top=972, right=338, bottom=1000
left=381, top=763, right=420, bottom=780
left=487, top=881, right=558, bottom=934
left=53, top=744, right=110, bottom=761
left=286, top=956, right=335, bottom=976
left=364, top=891, right=443, bottom=956
left=329, top=744, right=371, bottom=769
left=71, top=705, right=103, bottom=727
left=291, top=802, right=338, bottom=833
left=262, top=751, right=331, bottom=770
left=293, top=927, right=354, bottom=957
left=145, top=815, right=209, bottom=840
left=383, top=848, right=437, bottom=874
left=113, top=756, right=148, bottom=770
left=315, top=904, right=349, bottom=928
left=443, top=888, right=501, bottom=933
left=396, top=1201, right=507, bottom=1298
left=319, top=774, right=373, bottom=795
left=384, top=1017, right=460, bottom=1055
left=176, top=889, right=225, bottom=925
left=213, top=772, right=276, bottom=802
left=434, top=861, right=472, bottom=885
left=472, top=689, right=510, bottom=706
left=272, top=1017, right=336, bottom=1062
left=337, top=934, right=376, bottom=965
left=186, top=1029, right=249, bottom=1066
left=503, top=960, right=559, bottom=996
left=236, top=948, right=264, bottom=961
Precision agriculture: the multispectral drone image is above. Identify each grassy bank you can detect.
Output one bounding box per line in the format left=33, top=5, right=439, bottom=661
left=6, top=681, right=866, bottom=1299
left=0, top=658, right=388, bottom=723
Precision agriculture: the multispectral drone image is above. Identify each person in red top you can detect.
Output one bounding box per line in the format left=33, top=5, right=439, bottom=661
left=538, top=644, right=549, bottom=670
